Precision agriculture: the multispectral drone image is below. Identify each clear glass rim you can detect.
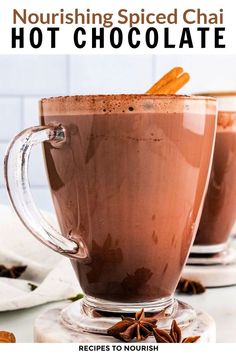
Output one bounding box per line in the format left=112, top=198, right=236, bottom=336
left=197, top=91, right=236, bottom=97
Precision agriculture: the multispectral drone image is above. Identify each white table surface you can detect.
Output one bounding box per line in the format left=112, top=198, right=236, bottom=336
left=0, top=286, right=236, bottom=343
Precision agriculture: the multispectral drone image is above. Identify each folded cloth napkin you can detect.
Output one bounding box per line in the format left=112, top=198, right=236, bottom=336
left=0, top=204, right=81, bottom=311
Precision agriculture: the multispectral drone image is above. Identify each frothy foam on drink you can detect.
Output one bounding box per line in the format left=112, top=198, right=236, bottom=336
left=40, top=94, right=216, bottom=116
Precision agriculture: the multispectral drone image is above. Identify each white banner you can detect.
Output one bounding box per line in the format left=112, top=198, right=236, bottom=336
left=0, top=343, right=236, bottom=353
left=0, top=0, right=235, bottom=54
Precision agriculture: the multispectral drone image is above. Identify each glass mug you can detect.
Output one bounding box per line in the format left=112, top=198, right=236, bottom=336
left=5, top=94, right=216, bottom=331
left=192, top=93, right=236, bottom=259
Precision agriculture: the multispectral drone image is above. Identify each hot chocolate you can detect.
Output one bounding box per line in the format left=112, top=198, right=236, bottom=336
left=40, top=94, right=216, bottom=303
left=195, top=110, right=236, bottom=248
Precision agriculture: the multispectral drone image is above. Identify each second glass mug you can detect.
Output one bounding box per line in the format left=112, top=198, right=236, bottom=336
left=5, top=94, right=216, bottom=332
left=192, top=93, right=236, bottom=260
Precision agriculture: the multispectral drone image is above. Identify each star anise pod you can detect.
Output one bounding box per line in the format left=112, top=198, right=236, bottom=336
left=0, top=331, right=16, bottom=343
left=107, top=308, right=157, bottom=342
left=0, top=265, right=27, bottom=279
left=176, top=277, right=205, bottom=295
left=153, top=320, right=200, bottom=343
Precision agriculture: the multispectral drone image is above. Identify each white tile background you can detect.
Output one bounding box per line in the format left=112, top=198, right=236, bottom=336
left=0, top=54, right=236, bottom=211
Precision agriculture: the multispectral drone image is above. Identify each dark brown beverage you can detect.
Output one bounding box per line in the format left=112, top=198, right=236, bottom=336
left=195, top=110, right=236, bottom=248
left=40, top=95, right=216, bottom=303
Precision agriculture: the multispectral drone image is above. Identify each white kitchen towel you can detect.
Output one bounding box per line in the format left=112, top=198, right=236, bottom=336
left=0, top=204, right=82, bottom=311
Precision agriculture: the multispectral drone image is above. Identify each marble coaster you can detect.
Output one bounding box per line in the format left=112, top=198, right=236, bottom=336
left=184, top=244, right=236, bottom=287
left=183, top=262, right=236, bottom=287
left=34, top=305, right=216, bottom=343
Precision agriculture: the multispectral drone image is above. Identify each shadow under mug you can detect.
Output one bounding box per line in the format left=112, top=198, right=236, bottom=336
left=192, top=93, right=236, bottom=256
left=5, top=94, right=216, bottom=315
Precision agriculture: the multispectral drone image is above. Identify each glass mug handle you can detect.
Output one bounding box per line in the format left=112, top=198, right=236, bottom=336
left=4, top=125, right=89, bottom=261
